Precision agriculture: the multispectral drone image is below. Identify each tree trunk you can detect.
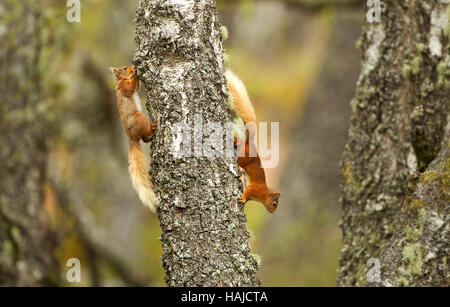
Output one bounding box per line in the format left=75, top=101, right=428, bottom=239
left=379, top=131, right=449, bottom=287
left=134, top=0, right=260, bottom=286
left=339, top=1, right=449, bottom=286
left=0, top=0, right=59, bottom=286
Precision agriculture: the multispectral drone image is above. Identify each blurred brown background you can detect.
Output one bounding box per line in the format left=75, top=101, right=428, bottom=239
left=2, top=0, right=365, bottom=286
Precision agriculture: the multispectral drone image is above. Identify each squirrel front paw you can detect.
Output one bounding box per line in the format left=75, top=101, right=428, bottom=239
left=239, top=195, right=247, bottom=204
left=143, top=121, right=157, bottom=143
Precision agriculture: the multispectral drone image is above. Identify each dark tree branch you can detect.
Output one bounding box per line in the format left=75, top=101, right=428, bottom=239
left=50, top=180, right=151, bottom=287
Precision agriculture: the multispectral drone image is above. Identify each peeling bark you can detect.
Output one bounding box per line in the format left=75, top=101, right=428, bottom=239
left=0, top=0, right=59, bottom=286
left=339, top=0, right=449, bottom=286
left=134, top=0, right=259, bottom=286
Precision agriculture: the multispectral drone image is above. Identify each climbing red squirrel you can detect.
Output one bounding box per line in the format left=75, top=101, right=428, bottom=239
left=226, top=70, right=281, bottom=213
left=109, top=65, right=158, bottom=212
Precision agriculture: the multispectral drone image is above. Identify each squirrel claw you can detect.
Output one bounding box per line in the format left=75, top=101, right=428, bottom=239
left=239, top=196, right=247, bottom=204
left=150, top=121, right=157, bottom=129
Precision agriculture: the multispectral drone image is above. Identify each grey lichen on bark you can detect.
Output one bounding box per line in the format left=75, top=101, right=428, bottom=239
left=0, top=0, right=59, bottom=285
left=134, top=0, right=260, bottom=286
left=379, top=133, right=449, bottom=287
left=339, top=0, right=449, bottom=286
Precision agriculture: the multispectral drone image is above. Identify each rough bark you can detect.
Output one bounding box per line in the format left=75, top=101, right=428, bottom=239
left=339, top=0, right=449, bottom=286
left=134, top=0, right=260, bottom=286
left=379, top=133, right=449, bottom=287
left=0, top=0, right=59, bottom=285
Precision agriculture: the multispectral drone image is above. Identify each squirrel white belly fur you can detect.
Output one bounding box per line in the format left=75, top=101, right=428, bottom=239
left=133, top=91, right=143, bottom=113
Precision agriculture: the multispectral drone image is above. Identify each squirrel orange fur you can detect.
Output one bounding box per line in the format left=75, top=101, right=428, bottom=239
left=110, top=65, right=158, bottom=212
left=226, top=70, right=280, bottom=213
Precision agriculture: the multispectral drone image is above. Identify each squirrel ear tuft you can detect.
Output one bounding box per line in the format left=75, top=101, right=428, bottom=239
left=109, top=67, right=120, bottom=79
left=271, top=192, right=280, bottom=200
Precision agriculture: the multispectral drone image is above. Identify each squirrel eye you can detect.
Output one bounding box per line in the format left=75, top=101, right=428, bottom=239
left=272, top=202, right=277, bottom=207
left=123, top=67, right=128, bottom=71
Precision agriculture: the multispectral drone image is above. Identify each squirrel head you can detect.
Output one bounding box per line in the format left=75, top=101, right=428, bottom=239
left=109, top=65, right=136, bottom=81
left=109, top=65, right=138, bottom=96
left=263, top=191, right=280, bottom=213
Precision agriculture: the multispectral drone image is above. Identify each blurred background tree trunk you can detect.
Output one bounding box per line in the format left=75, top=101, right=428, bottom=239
left=134, top=0, right=260, bottom=286
left=0, top=0, right=59, bottom=286
left=379, top=131, right=449, bottom=286
left=339, top=1, right=449, bottom=286
left=259, top=8, right=361, bottom=285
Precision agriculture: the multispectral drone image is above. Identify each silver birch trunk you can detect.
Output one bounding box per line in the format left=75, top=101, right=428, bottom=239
left=0, top=0, right=59, bottom=286
left=134, top=0, right=260, bottom=287
left=339, top=0, right=449, bottom=286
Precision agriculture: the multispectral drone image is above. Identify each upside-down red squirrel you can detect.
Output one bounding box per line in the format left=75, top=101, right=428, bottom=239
left=109, top=65, right=278, bottom=213
left=226, top=70, right=281, bottom=213
left=109, top=65, right=158, bottom=212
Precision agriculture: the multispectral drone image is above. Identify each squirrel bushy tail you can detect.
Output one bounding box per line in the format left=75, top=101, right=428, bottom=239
left=129, top=141, right=157, bottom=213
left=226, top=70, right=256, bottom=126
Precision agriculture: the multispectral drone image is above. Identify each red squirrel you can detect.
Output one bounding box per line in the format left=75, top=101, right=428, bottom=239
left=110, top=65, right=158, bottom=212
left=226, top=70, right=281, bottom=213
